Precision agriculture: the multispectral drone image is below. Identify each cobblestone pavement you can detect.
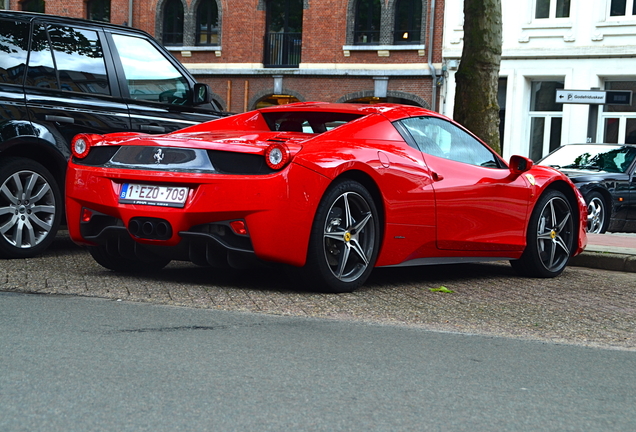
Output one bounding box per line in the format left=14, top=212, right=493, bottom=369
left=2, top=233, right=635, bottom=351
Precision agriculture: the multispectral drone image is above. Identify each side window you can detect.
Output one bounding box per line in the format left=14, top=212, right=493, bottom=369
left=111, top=34, right=190, bottom=105
left=26, top=25, right=57, bottom=89
left=26, top=24, right=110, bottom=95
left=48, top=25, right=110, bottom=95
left=0, top=19, right=30, bottom=86
left=399, top=117, right=502, bottom=168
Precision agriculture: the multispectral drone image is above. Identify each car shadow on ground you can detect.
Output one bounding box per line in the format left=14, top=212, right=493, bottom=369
left=47, top=231, right=521, bottom=294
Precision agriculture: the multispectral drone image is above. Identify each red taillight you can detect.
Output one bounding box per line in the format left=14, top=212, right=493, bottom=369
left=80, top=208, right=93, bottom=223
left=71, top=133, right=102, bottom=159
left=264, top=143, right=290, bottom=170
left=229, top=220, right=249, bottom=236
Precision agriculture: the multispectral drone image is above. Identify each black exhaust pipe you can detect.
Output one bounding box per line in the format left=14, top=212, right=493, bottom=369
left=127, top=217, right=172, bottom=240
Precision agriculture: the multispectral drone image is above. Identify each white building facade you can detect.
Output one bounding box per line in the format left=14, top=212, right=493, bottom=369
left=441, top=0, right=636, bottom=161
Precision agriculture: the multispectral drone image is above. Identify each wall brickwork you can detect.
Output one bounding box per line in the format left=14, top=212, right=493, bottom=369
left=8, top=0, right=444, bottom=112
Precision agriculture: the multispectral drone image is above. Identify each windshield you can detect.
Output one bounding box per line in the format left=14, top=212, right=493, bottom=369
left=540, top=145, right=636, bottom=173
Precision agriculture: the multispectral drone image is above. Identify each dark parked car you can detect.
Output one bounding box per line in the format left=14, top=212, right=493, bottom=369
left=0, top=10, right=224, bottom=258
left=539, top=143, right=636, bottom=233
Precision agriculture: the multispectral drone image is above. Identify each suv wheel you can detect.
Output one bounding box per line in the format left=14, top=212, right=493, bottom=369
left=0, top=158, right=62, bottom=258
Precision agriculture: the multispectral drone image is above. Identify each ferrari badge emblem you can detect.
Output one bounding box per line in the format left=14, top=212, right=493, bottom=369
left=525, top=174, right=536, bottom=186
left=154, top=148, right=164, bottom=164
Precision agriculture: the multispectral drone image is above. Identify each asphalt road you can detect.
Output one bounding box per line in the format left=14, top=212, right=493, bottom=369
left=2, top=291, right=636, bottom=432
left=1, top=232, right=634, bottom=350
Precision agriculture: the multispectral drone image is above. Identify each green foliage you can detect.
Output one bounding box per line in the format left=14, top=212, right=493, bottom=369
left=430, top=286, right=454, bottom=293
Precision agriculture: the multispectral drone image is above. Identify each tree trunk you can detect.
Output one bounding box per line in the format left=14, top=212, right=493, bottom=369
left=453, top=0, right=502, bottom=154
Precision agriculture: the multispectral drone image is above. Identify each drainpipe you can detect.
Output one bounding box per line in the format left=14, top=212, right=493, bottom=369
left=427, top=0, right=437, bottom=111
left=128, top=0, right=133, bottom=27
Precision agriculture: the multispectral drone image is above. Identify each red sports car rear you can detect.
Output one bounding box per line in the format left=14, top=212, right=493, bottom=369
left=66, top=102, right=587, bottom=292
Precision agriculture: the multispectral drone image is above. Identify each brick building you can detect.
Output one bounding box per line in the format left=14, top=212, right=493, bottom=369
left=4, top=0, right=444, bottom=113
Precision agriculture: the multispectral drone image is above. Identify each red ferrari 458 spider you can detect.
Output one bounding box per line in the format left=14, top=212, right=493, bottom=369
left=66, top=102, right=587, bottom=293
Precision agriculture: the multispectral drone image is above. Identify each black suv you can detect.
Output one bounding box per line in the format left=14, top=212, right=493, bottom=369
left=0, top=11, right=224, bottom=258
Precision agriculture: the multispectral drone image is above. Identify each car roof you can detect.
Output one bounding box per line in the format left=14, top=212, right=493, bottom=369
left=256, top=101, right=445, bottom=122
left=0, top=10, right=153, bottom=38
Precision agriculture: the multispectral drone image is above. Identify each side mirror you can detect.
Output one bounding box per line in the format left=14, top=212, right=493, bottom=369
left=193, top=83, right=212, bottom=105
left=509, top=155, right=533, bottom=174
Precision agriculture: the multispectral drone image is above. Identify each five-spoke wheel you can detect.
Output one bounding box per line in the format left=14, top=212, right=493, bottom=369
left=511, top=190, right=575, bottom=278
left=0, top=158, right=61, bottom=258
left=299, top=180, right=380, bottom=293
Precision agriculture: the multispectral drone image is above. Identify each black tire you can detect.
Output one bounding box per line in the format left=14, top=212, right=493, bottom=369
left=88, top=245, right=171, bottom=273
left=0, top=158, right=62, bottom=259
left=296, top=179, right=380, bottom=293
left=511, top=189, right=575, bottom=278
left=585, top=191, right=609, bottom=234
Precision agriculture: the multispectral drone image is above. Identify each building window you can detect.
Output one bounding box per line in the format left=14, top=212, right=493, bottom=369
left=196, top=0, right=220, bottom=45
left=602, top=81, right=636, bottom=143
left=354, top=0, right=382, bottom=44
left=610, top=0, right=636, bottom=16
left=87, top=0, right=111, bottom=22
left=529, top=81, right=564, bottom=161
left=394, top=0, right=422, bottom=44
left=347, top=0, right=426, bottom=46
left=163, top=0, right=184, bottom=46
left=21, top=0, right=45, bottom=12
left=535, top=0, right=570, bottom=19
left=264, top=0, right=303, bottom=67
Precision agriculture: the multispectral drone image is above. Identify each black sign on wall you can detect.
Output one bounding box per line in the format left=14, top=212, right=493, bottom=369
left=605, top=90, right=633, bottom=106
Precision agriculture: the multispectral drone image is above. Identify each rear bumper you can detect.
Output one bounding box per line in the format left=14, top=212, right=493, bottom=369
left=65, top=162, right=330, bottom=266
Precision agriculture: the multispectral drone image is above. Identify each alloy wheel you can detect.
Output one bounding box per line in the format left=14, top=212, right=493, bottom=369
left=587, top=196, right=605, bottom=234
left=322, top=191, right=376, bottom=283
left=0, top=170, right=56, bottom=249
left=535, top=195, right=574, bottom=273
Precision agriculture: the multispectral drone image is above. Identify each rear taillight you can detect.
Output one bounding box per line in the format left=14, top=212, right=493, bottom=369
left=264, top=143, right=290, bottom=170
left=71, top=133, right=102, bottom=159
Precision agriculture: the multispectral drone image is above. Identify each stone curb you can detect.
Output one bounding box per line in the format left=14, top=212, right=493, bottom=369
left=570, top=251, right=636, bottom=273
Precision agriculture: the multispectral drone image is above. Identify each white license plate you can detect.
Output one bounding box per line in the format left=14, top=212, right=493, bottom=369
left=119, top=184, right=188, bottom=208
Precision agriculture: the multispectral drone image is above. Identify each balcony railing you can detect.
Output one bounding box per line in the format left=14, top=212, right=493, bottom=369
left=264, top=32, right=302, bottom=68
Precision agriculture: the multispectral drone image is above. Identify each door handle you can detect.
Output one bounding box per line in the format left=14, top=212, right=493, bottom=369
left=45, top=115, right=74, bottom=124
left=140, top=124, right=166, bottom=133
left=432, top=171, right=444, bottom=182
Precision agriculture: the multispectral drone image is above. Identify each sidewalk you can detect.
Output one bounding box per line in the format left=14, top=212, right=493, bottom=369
left=570, top=232, right=636, bottom=273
